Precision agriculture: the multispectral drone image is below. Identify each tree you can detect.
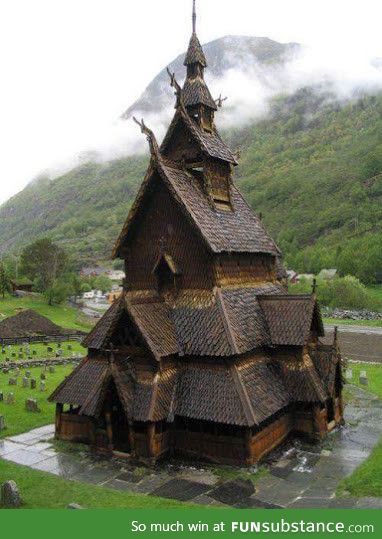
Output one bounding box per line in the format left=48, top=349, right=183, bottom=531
left=20, top=238, right=68, bottom=292
left=94, top=274, right=113, bottom=294
left=44, top=281, right=71, bottom=306
left=0, top=263, right=11, bottom=298
left=70, top=274, right=84, bottom=303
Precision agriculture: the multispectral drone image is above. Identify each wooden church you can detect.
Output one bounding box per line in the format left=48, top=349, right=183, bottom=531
left=50, top=2, right=344, bottom=465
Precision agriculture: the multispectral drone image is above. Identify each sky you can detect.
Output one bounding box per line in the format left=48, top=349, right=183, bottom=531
left=1, top=0, right=382, bottom=204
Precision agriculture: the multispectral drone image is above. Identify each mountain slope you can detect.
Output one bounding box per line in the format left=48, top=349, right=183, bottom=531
left=1, top=36, right=382, bottom=283
left=122, top=35, right=299, bottom=118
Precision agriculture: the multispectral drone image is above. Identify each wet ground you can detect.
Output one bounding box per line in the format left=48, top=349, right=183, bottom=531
left=1, top=385, right=382, bottom=508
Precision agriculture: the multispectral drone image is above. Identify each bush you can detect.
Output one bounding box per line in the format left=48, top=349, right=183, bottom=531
left=290, top=275, right=380, bottom=310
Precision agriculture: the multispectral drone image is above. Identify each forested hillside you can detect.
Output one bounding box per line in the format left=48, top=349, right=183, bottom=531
left=1, top=89, right=382, bottom=282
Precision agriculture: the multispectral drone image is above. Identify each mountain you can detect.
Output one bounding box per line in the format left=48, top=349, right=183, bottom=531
left=1, top=36, right=382, bottom=283
left=122, top=35, right=300, bottom=119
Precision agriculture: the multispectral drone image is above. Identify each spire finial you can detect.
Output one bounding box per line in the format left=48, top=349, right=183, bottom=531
left=192, top=0, right=196, bottom=33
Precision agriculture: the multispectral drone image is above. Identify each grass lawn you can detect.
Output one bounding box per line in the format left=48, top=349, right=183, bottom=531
left=0, top=459, right=198, bottom=509
left=323, top=317, right=382, bottom=328
left=0, top=364, right=73, bottom=438
left=345, top=362, right=382, bottom=400
left=337, top=362, right=382, bottom=498
left=0, top=294, right=93, bottom=332
left=1, top=341, right=86, bottom=363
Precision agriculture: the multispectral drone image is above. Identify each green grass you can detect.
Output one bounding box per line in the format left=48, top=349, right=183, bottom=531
left=367, top=285, right=382, bottom=305
left=0, top=294, right=93, bottom=332
left=323, top=317, right=382, bottom=328
left=0, top=364, right=73, bottom=438
left=337, top=438, right=382, bottom=498
left=345, top=362, right=382, bottom=400
left=0, top=459, right=199, bottom=509
left=1, top=341, right=86, bottom=363
left=337, top=363, right=382, bottom=498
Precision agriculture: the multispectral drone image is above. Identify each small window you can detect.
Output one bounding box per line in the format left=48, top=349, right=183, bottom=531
left=152, top=253, right=182, bottom=296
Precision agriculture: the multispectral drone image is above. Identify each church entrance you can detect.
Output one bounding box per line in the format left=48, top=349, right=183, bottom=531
left=103, top=382, right=131, bottom=453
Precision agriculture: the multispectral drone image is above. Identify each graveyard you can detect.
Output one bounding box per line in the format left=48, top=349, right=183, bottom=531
left=1, top=341, right=86, bottom=365
left=0, top=363, right=74, bottom=438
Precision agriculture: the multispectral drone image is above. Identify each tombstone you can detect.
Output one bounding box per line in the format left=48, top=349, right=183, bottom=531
left=47, top=347, right=53, bottom=353
left=18, top=353, right=23, bottom=359
left=0, top=415, right=6, bottom=431
left=0, top=392, right=3, bottom=402
left=39, top=381, right=46, bottom=392
left=359, top=371, right=368, bottom=386
left=345, top=368, right=353, bottom=380
left=30, top=378, right=37, bottom=389
left=0, top=480, right=22, bottom=508
left=32, top=350, right=37, bottom=356
left=8, top=378, right=17, bottom=386
left=67, top=344, right=72, bottom=351
left=25, top=398, right=40, bottom=413
left=67, top=503, right=84, bottom=509
left=49, top=366, right=55, bottom=374
left=22, top=377, right=29, bottom=388
left=40, top=372, right=46, bottom=380
left=6, top=393, right=15, bottom=405
left=25, top=370, right=31, bottom=378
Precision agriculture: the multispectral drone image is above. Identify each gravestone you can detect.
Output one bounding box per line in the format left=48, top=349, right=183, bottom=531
left=0, top=392, right=3, bottom=402
left=6, top=393, right=15, bottom=405
left=8, top=378, right=17, bottom=386
left=40, top=372, right=46, bottom=380
left=32, top=350, right=37, bottom=356
left=25, top=370, right=31, bottom=378
left=0, top=415, right=6, bottom=431
left=359, top=371, right=368, bottom=386
left=47, top=347, right=53, bottom=353
left=22, top=377, right=29, bottom=388
left=30, top=378, right=37, bottom=389
left=25, top=399, right=40, bottom=413
left=40, top=381, right=46, bottom=392
left=67, top=344, right=72, bottom=351
left=345, top=369, right=353, bottom=380
left=1, top=481, right=22, bottom=508
left=67, top=503, right=84, bottom=509
left=49, top=366, right=55, bottom=373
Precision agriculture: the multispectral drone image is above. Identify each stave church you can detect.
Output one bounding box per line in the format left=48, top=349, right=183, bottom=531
left=50, top=1, right=343, bottom=465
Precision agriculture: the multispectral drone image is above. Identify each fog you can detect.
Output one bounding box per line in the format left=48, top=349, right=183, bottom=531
left=1, top=0, right=382, bottom=204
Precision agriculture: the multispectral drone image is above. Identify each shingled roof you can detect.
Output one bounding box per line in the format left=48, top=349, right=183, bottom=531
left=81, top=284, right=326, bottom=363
left=310, top=343, right=342, bottom=395
left=161, top=108, right=237, bottom=164
left=114, top=158, right=278, bottom=259
left=183, top=77, right=217, bottom=110
left=82, top=294, right=125, bottom=349
left=184, top=32, right=207, bottom=67
left=258, top=295, right=324, bottom=346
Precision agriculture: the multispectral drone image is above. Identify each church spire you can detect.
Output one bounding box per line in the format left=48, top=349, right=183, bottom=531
left=183, top=0, right=217, bottom=117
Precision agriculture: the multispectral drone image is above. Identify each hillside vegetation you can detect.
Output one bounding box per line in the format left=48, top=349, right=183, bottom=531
left=1, top=89, right=382, bottom=281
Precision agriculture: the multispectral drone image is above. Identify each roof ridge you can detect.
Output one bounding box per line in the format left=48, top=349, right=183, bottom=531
left=229, top=361, right=258, bottom=426
left=215, top=287, right=240, bottom=355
